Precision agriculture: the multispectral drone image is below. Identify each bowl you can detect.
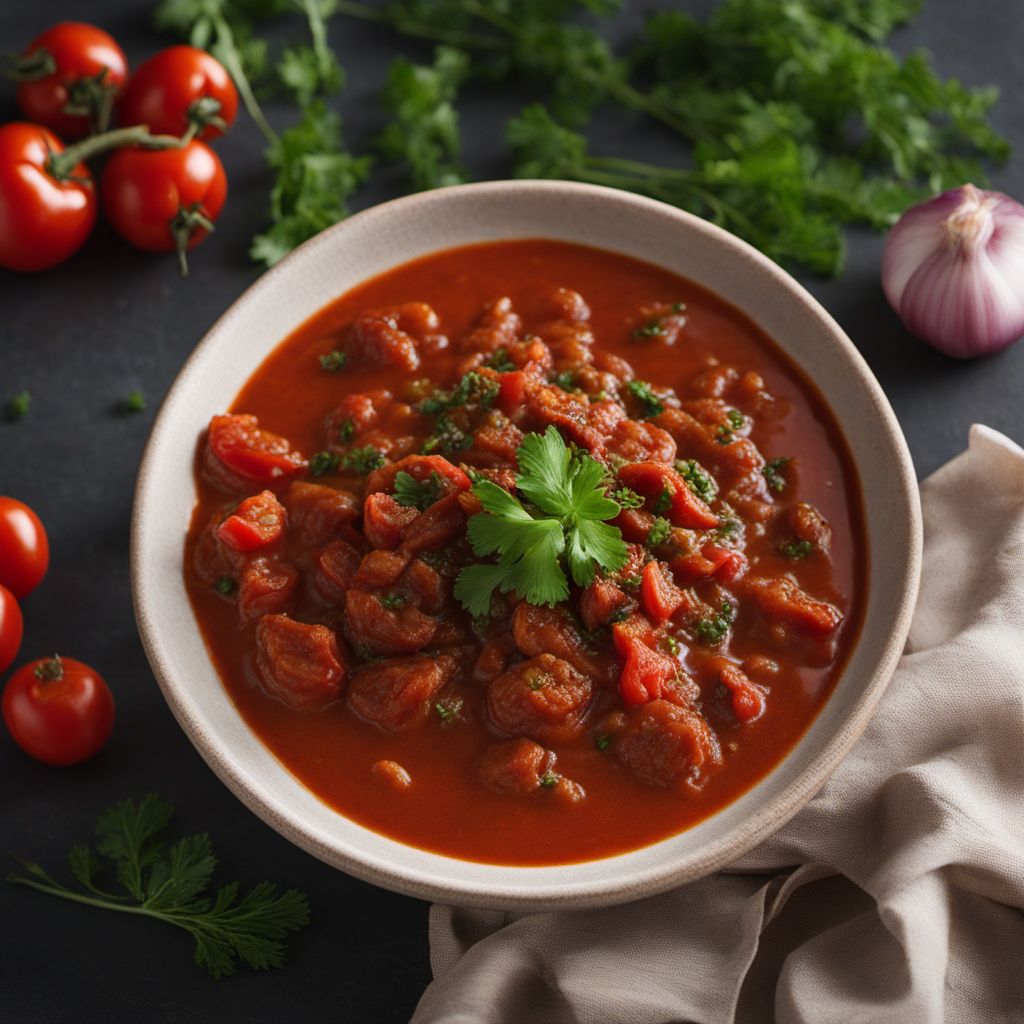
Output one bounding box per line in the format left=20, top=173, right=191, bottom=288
left=131, top=181, right=921, bottom=910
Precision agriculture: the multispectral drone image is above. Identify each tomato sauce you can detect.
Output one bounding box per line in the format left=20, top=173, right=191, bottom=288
left=184, top=240, right=865, bottom=865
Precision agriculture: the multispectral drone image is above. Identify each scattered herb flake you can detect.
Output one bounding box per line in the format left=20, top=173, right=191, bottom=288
left=319, top=350, right=348, bottom=372
left=484, top=348, right=515, bottom=372
left=612, top=487, right=644, bottom=510
left=675, top=459, right=717, bottom=503
left=215, top=576, right=237, bottom=596
left=418, top=371, right=498, bottom=416
left=779, top=538, right=814, bottom=560
left=380, top=593, right=407, bottom=609
left=337, top=418, right=356, bottom=442
left=626, top=380, right=665, bottom=418
left=595, top=734, right=611, bottom=751
left=661, top=635, right=681, bottom=656
left=393, top=470, right=443, bottom=510
left=763, top=457, right=792, bottom=494
left=539, top=771, right=560, bottom=788
left=653, top=488, right=673, bottom=514
left=117, top=390, right=146, bottom=415
left=5, top=390, right=30, bottom=421
left=632, top=320, right=666, bottom=339
left=695, top=602, right=735, bottom=646
left=435, top=694, right=464, bottom=726
left=647, top=517, right=672, bottom=548
left=341, top=445, right=385, bottom=474
left=309, top=450, right=340, bottom=477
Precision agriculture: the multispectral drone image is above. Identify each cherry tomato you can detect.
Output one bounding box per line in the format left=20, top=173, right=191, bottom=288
left=0, top=586, right=23, bottom=675
left=14, top=22, right=128, bottom=139
left=0, top=123, right=97, bottom=273
left=0, top=497, right=50, bottom=597
left=118, top=46, right=239, bottom=141
left=100, top=140, right=227, bottom=274
left=3, top=655, right=114, bottom=766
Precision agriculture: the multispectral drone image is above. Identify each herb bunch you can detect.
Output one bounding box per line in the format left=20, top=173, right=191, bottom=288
left=6, top=794, right=309, bottom=979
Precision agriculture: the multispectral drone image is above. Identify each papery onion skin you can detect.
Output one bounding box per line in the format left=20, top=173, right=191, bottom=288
left=882, top=184, right=1024, bottom=358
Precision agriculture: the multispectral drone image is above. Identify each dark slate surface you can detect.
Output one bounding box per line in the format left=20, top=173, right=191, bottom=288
left=1, top=2, right=1021, bottom=1021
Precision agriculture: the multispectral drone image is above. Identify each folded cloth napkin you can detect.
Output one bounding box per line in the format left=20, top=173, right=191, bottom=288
left=412, top=425, right=1024, bottom=1024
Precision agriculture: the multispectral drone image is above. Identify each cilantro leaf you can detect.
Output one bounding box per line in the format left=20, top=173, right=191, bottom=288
left=455, top=426, right=626, bottom=613
left=394, top=470, right=443, bottom=510
left=7, top=794, right=309, bottom=979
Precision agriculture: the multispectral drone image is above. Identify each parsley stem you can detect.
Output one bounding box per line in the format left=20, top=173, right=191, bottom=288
left=212, top=14, right=278, bottom=146
left=335, top=1, right=508, bottom=51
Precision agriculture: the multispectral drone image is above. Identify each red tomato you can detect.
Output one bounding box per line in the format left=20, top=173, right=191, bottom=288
left=0, top=586, right=23, bottom=675
left=100, top=140, right=227, bottom=273
left=15, top=22, right=128, bottom=139
left=0, top=123, right=96, bottom=273
left=203, top=414, right=307, bottom=491
left=118, top=46, right=238, bottom=141
left=217, top=491, right=288, bottom=553
left=2, top=655, right=114, bottom=766
left=0, top=497, right=50, bottom=597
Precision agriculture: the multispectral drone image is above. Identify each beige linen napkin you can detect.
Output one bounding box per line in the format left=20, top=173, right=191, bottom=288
left=412, top=425, right=1024, bottom=1024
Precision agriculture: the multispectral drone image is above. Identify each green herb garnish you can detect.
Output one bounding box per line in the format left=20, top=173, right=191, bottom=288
left=763, top=457, right=792, bottom=494
left=309, top=450, right=340, bottom=477
left=675, top=459, right=717, bottom=503
left=337, top=418, right=356, bottom=442
left=5, top=390, right=30, bottom=421
left=539, top=771, right=560, bottom=789
left=595, top=734, right=611, bottom=751
left=661, top=635, right=681, bottom=656
left=653, top=488, right=673, bottom=515
left=418, top=371, right=499, bottom=416
left=484, top=347, right=515, bottom=372
left=626, top=380, right=665, bottom=418
left=393, top=470, right=443, bottom=510
left=435, top=694, right=464, bottom=726
left=215, top=576, right=237, bottom=596
left=341, top=445, right=385, bottom=474
left=380, top=593, right=407, bottom=609
left=549, top=370, right=576, bottom=392
left=779, top=538, right=814, bottom=560
left=611, top=487, right=644, bottom=510
left=6, top=794, right=309, bottom=979
left=632, top=320, right=666, bottom=339
left=421, top=414, right=472, bottom=456
left=695, top=601, right=735, bottom=645
left=319, top=350, right=348, bottom=372
left=647, top=517, right=672, bottom=548
left=117, top=390, right=146, bottom=415
left=453, top=426, right=628, bottom=616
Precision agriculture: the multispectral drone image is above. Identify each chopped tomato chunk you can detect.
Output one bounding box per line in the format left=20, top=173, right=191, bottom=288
left=365, top=455, right=471, bottom=498
left=744, top=576, right=844, bottom=636
left=363, top=493, right=419, bottom=550
left=616, top=700, right=721, bottom=791
left=640, top=561, right=684, bottom=625
left=348, top=654, right=455, bottom=732
left=216, top=490, right=287, bottom=553
left=718, top=662, right=767, bottom=723
left=478, top=739, right=555, bottom=794
left=238, top=558, right=299, bottom=622
left=203, top=414, right=306, bottom=492
left=487, top=654, right=592, bottom=744
left=616, top=462, right=718, bottom=530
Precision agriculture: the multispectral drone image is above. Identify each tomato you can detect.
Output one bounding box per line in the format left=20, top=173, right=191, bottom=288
left=0, top=123, right=97, bottom=273
left=14, top=22, right=128, bottom=139
left=0, top=586, right=24, bottom=675
left=118, top=46, right=238, bottom=141
left=0, top=497, right=50, bottom=597
left=217, top=491, right=288, bottom=553
left=203, top=414, right=307, bottom=492
left=100, top=140, right=227, bottom=274
left=2, top=655, right=114, bottom=766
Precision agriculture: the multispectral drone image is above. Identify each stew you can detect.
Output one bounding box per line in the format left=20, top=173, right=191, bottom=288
left=184, top=239, right=865, bottom=865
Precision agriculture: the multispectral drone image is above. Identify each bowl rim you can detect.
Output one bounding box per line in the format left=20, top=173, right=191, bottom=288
left=131, top=179, right=922, bottom=910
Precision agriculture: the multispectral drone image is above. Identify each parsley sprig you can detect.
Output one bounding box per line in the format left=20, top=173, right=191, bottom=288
left=454, top=426, right=628, bottom=615
left=6, top=795, right=309, bottom=980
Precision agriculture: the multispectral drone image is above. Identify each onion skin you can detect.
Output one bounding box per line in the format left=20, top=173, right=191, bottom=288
left=882, top=184, right=1024, bottom=358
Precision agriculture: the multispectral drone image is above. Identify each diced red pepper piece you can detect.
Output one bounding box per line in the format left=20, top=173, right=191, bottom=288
left=640, top=561, right=684, bottom=625
left=701, top=543, right=749, bottom=584
left=719, top=663, right=767, bottom=723
left=203, top=414, right=306, bottom=491
left=216, top=490, right=287, bottom=554
left=363, top=493, right=419, bottom=550
left=612, top=618, right=679, bottom=707
left=617, top=462, right=718, bottom=530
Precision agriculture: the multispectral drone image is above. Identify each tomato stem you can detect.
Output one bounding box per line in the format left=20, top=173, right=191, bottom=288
left=33, top=655, right=64, bottom=683
left=47, top=125, right=186, bottom=181
left=187, top=96, right=226, bottom=135
left=0, top=47, right=56, bottom=82
left=170, top=204, right=216, bottom=277
left=60, top=68, right=118, bottom=134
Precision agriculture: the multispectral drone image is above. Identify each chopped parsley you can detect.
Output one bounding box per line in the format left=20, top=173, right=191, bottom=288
left=417, top=371, right=498, bottom=415
left=612, top=487, right=644, bottom=510
left=607, top=603, right=633, bottom=625
left=716, top=516, right=740, bottom=541
left=763, top=457, right=792, bottom=494
left=309, top=450, right=340, bottom=477
left=695, top=602, right=735, bottom=645
left=215, top=576, right=237, bottom=595
left=632, top=320, right=666, bottom=339
left=539, top=771, right=560, bottom=789
left=337, top=418, right=356, bottom=442
left=319, top=350, right=347, bottom=372
left=5, top=390, right=30, bottom=421
left=647, top=517, right=672, bottom=548
left=453, top=426, right=628, bottom=616
left=435, top=694, right=463, bottom=726
left=341, top=445, right=385, bottom=473
left=727, top=408, right=745, bottom=430
left=117, top=390, right=147, bottom=415
left=421, top=414, right=472, bottom=456
left=715, top=409, right=746, bottom=445
left=549, top=370, right=576, bottom=392
left=675, top=459, right=717, bottom=503
left=594, top=734, right=611, bottom=751
left=653, top=488, right=673, bottom=514
left=621, top=574, right=643, bottom=589
left=393, top=470, right=442, bottom=510
left=779, top=538, right=814, bottom=560
left=379, top=593, right=407, bottom=610
left=484, top=348, right=515, bottom=372
left=626, top=380, right=665, bottom=418
left=661, top=635, right=681, bottom=656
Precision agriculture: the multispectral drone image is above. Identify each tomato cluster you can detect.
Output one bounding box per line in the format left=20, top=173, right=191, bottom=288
left=0, top=22, right=237, bottom=274
left=0, top=497, right=115, bottom=766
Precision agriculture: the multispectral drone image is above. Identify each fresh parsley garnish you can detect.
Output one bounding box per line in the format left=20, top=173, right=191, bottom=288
left=418, top=371, right=499, bottom=416
left=117, top=390, right=146, bottom=415
left=763, top=457, right=792, bottom=494
left=484, top=348, right=516, bottom=372
left=5, top=390, right=30, bottom=421
left=779, top=538, right=814, bottom=560
left=309, top=450, right=340, bottom=477
left=319, top=350, right=348, bottom=372
left=632, top=320, right=666, bottom=339
left=215, top=576, right=237, bottom=596
left=6, top=794, right=309, bottom=979
left=549, top=370, right=576, bottom=392
left=695, top=602, right=735, bottom=645
left=341, top=445, right=385, bottom=474
left=453, top=426, right=628, bottom=616
left=626, top=380, right=665, bottom=418
left=421, top=414, right=472, bottom=456
left=675, top=459, right=717, bottom=503
left=653, top=488, right=673, bottom=514
left=594, top=734, right=611, bottom=751
left=612, top=487, right=644, bottom=510
left=393, top=470, right=443, bottom=510
left=661, top=635, right=681, bottom=656
left=539, top=771, right=560, bottom=789
left=435, top=694, right=464, bottom=726
left=647, top=517, right=672, bottom=548
left=380, top=593, right=407, bottom=609
left=337, top=418, right=356, bottom=442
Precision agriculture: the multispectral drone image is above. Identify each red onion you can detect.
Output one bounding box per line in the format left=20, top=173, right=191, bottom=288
left=882, top=184, right=1024, bottom=358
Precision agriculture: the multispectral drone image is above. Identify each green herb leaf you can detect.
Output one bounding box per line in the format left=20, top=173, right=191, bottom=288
left=417, top=371, right=498, bottom=416
left=215, top=576, right=237, bottom=596
left=763, top=456, right=791, bottom=494
left=647, top=516, right=672, bottom=548
left=309, top=450, right=340, bottom=477
left=117, top=390, right=146, bottom=415
left=6, top=794, right=309, bottom=979
left=341, top=445, right=385, bottom=474
left=626, top=380, right=665, bottom=418
left=5, top=390, right=30, bottom=421
left=393, top=470, right=443, bottom=510
left=675, top=459, right=717, bottom=503
left=779, top=538, right=814, bottom=560
left=484, top=348, right=515, bottom=372
left=319, top=350, right=348, bottom=372
left=695, top=601, right=735, bottom=645
left=611, top=487, right=644, bottom=510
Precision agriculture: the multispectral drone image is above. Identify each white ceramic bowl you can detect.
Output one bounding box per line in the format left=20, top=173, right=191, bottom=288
left=131, top=181, right=921, bottom=910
